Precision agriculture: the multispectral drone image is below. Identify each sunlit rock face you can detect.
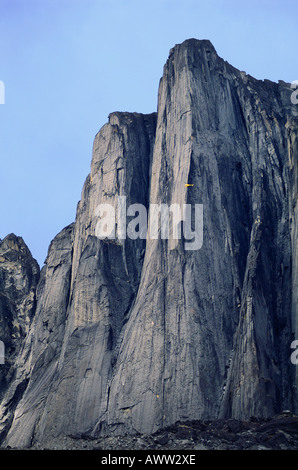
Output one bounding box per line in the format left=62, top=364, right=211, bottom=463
left=0, top=39, right=297, bottom=448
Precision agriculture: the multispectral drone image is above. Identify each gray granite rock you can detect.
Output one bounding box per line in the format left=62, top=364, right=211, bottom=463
left=0, top=39, right=297, bottom=448
left=0, top=234, right=40, bottom=385
left=0, top=234, right=40, bottom=440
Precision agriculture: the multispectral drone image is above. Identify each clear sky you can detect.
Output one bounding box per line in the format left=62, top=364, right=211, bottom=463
left=0, top=0, right=297, bottom=266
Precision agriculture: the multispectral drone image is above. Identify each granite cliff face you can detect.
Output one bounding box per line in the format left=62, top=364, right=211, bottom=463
left=0, top=235, right=39, bottom=399
left=0, top=39, right=297, bottom=448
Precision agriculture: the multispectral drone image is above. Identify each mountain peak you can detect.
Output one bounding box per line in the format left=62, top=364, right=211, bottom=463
left=0, top=40, right=297, bottom=449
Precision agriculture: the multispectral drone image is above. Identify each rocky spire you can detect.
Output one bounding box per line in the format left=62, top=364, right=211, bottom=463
left=0, top=39, right=297, bottom=448
left=0, top=233, right=39, bottom=437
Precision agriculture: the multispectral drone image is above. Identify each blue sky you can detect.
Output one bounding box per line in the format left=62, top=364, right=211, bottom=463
left=0, top=0, right=297, bottom=266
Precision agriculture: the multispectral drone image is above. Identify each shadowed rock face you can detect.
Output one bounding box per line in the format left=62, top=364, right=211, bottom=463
left=0, top=235, right=40, bottom=395
left=0, top=234, right=40, bottom=441
left=0, top=39, right=297, bottom=448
